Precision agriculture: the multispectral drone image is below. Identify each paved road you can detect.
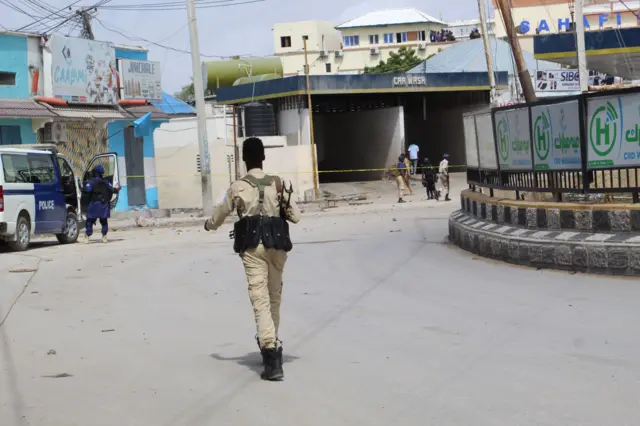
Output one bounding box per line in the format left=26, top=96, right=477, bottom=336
left=1, top=199, right=640, bottom=426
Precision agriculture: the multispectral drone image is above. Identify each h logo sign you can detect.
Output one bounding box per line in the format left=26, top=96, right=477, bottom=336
left=534, top=113, right=551, bottom=161
left=589, top=101, right=618, bottom=157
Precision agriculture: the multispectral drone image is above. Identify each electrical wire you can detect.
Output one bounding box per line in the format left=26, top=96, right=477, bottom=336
left=15, top=0, right=83, bottom=32
left=94, top=15, right=271, bottom=59
left=95, top=0, right=262, bottom=10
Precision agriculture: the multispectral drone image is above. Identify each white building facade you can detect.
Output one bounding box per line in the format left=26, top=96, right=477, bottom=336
left=273, top=8, right=451, bottom=76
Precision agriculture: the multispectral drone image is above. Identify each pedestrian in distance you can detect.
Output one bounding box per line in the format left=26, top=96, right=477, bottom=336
left=438, top=154, right=451, bottom=202
left=82, top=165, right=120, bottom=244
left=392, top=154, right=409, bottom=203
left=407, top=143, right=420, bottom=175
left=421, top=157, right=437, bottom=200
left=204, top=137, right=301, bottom=381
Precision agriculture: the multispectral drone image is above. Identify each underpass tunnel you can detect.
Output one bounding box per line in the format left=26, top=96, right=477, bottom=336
left=403, top=91, right=490, bottom=169
left=312, top=94, right=405, bottom=183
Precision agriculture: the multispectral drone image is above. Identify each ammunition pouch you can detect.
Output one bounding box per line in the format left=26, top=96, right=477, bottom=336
left=233, top=215, right=293, bottom=254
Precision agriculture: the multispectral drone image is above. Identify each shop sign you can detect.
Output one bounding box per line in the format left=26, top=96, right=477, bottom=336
left=50, top=35, right=117, bottom=104
left=392, top=75, right=426, bottom=87
left=531, top=101, right=581, bottom=170
left=587, top=93, right=640, bottom=168
left=518, top=13, right=631, bottom=34
left=495, top=107, right=532, bottom=170
left=118, top=59, right=163, bottom=100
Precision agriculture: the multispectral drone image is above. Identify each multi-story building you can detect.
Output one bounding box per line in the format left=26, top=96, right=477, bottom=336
left=493, top=0, right=640, bottom=53
left=273, top=8, right=451, bottom=76
left=446, top=18, right=496, bottom=40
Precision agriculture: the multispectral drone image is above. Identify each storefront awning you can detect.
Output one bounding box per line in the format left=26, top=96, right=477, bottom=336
left=0, top=99, right=58, bottom=118
left=40, top=104, right=129, bottom=120
left=534, top=27, right=640, bottom=80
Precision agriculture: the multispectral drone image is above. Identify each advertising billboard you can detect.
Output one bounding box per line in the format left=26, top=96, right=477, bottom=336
left=463, top=114, right=479, bottom=168
left=587, top=93, right=640, bottom=168
left=495, top=107, right=532, bottom=170
left=476, top=113, right=498, bottom=169
left=118, top=59, right=162, bottom=100
left=50, top=35, right=117, bottom=104
left=530, top=100, right=582, bottom=170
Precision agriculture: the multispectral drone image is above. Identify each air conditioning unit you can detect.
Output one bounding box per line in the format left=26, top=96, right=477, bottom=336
left=335, top=50, right=344, bottom=57
left=319, top=50, right=327, bottom=57
left=417, top=42, right=427, bottom=50
left=43, top=122, right=67, bottom=143
left=370, top=47, right=380, bottom=56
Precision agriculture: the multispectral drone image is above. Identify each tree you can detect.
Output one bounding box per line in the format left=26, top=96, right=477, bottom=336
left=174, top=80, right=195, bottom=102
left=364, top=47, right=424, bottom=74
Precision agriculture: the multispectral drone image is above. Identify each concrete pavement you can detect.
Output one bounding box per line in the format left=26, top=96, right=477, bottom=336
left=2, top=197, right=640, bottom=425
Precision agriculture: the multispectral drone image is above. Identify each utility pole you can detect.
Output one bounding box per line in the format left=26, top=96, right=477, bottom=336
left=574, top=0, right=589, bottom=92
left=495, top=0, right=537, bottom=102
left=303, top=38, right=319, bottom=199
left=77, top=9, right=95, bottom=40
left=477, top=0, right=497, bottom=105
left=185, top=0, right=213, bottom=216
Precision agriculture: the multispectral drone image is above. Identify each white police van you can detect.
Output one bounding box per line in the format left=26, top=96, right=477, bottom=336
left=0, top=145, right=119, bottom=251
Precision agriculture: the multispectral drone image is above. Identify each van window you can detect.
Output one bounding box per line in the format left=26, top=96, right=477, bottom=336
left=27, top=155, right=56, bottom=184
left=57, top=158, right=74, bottom=179
left=1, top=154, right=31, bottom=183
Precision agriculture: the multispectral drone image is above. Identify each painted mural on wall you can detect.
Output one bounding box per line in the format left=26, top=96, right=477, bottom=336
left=50, top=35, right=118, bottom=104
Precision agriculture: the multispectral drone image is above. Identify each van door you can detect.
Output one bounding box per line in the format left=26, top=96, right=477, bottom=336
left=29, top=153, right=66, bottom=234
left=81, top=153, right=120, bottom=214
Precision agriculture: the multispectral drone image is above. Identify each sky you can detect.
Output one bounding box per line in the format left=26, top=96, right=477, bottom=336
left=0, top=0, right=483, bottom=94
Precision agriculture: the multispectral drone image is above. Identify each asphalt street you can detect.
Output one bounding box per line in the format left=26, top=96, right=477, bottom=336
left=1, top=198, right=640, bottom=426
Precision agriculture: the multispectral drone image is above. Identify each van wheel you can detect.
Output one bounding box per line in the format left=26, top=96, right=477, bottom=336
left=56, top=211, right=80, bottom=244
left=9, top=215, right=31, bottom=252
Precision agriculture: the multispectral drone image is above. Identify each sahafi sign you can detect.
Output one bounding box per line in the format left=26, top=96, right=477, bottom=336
left=531, top=101, right=581, bottom=170
left=587, top=93, right=640, bottom=168
left=495, top=108, right=532, bottom=170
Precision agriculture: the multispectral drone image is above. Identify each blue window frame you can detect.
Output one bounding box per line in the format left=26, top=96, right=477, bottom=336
left=344, top=35, right=360, bottom=46
left=383, top=33, right=393, bottom=43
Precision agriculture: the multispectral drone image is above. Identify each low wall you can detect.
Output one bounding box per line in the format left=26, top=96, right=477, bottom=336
left=449, top=190, right=640, bottom=276
left=459, top=190, right=640, bottom=233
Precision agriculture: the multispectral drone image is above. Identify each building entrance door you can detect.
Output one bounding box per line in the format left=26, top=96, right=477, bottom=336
left=124, top=126, right=147, bottom=206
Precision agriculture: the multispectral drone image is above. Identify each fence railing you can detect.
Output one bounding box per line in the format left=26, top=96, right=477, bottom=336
left=464, top=87, right=640, bottom=203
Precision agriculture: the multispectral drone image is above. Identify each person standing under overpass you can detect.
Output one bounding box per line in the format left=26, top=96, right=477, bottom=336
left=438, top=154, right=450, bottom=202
left=407, top=143, right=420, bottom=175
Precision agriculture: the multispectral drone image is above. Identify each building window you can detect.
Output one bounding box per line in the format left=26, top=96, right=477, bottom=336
left=369, top=34, right=379, bottom=45
left=0, top=125, right=21, bottom=145
left=280, top=36, right=291, bottom=48
left=418, top=30, right=426, bottom=41
left=383, top=33, right=394, bottom=43
left=0, top=72, right=16, bottom=86
left=396, top=32, right=408, bottom=43
left=326, top=63, right=332, bottom=73
left=344, top=35, right=360, bottom=46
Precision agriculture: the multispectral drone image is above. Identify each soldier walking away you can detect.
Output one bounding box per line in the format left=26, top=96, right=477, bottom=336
left=204, top=137, right=301, bottom=381
left=82, top=165, right=119, bottom=244
left=438, top=154, right=451, bottom=202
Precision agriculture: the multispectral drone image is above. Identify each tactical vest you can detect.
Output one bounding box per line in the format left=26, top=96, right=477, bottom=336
left=232, top=174, right=293, bottom=254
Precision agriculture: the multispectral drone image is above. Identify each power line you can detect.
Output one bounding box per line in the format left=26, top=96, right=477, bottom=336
left=15, top=0, right=83, bottom=32
left=94, top=15, right=266, bottom=58
left=95, top=0, right=263, bottom=11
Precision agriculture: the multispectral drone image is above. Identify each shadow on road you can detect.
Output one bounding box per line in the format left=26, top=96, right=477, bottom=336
left=210, top=351, right=300, bottom=375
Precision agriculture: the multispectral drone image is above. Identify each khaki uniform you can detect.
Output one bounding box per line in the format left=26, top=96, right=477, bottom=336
left=392, top=163, right=408, bottom=199
left=206, top=168, right=301, bottom=349
left=438, top=158, right=450, bottom=197
left=403, top=157, right=413, bottom=193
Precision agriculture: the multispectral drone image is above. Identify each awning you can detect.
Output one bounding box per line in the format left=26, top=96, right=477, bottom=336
left=40, top=104, right=129, bottom=120
left=0, top=99, right=58, bottom=118
left=123, top=104, right=171, bottom=120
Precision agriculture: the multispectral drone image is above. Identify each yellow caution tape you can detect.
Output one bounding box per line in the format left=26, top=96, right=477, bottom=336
left=119, top=165, right=466, bottom=179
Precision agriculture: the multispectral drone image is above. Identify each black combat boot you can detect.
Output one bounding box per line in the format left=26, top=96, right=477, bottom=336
left=260, top=347, right=284, bottom=381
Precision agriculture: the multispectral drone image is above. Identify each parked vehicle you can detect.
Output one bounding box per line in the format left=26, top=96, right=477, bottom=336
left=0, top=144, right=119, bottom=251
